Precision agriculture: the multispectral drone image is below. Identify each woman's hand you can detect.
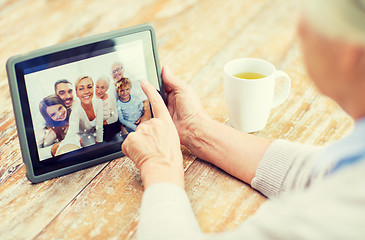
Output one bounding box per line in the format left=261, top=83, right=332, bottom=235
left=161, top=66, right=272, bottom=184
left=162, top=66, right=208, bottom=147
left=121, top=80, right=184, bottom=189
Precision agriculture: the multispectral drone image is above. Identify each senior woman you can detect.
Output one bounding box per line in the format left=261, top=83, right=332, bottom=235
left=95, top=76, right=120, bottom=142
left=65, top=76, right=103, bottom=147
left=121, top=0, right=365, bottom=239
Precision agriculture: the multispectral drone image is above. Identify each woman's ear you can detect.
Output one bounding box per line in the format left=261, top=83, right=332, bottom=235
left=340, top=44, right=365, bottom=80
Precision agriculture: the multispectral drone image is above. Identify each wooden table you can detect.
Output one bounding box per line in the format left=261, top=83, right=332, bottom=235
left=0, top=0, right=354, bottom=239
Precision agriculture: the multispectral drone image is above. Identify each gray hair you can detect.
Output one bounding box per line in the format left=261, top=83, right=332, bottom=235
left=302, top=0, right=365, bottom=45
left=97, top=75, right=110, bottom=89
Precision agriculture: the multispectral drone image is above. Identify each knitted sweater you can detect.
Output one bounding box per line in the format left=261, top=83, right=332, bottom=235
left=137, top=127, right=365, bottom=240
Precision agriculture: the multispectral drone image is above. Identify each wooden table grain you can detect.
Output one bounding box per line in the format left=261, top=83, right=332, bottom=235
left=0, top=0, right=353, bottom=239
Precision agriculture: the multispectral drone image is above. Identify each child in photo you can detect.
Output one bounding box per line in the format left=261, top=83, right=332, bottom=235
left=38, top=94, right=71, bottom=158
left=116, top=77, right=145, bottom=132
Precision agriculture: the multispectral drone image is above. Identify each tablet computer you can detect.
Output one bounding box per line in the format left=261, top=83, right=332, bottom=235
left=6, top=23, right=164, bottom=183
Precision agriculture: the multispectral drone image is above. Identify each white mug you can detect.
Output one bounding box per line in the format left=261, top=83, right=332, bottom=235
left=223, top=58, right=291, bottom=132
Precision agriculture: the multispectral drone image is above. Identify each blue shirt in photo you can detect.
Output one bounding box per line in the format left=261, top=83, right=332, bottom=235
left=117, top=94, right=144, bottom=131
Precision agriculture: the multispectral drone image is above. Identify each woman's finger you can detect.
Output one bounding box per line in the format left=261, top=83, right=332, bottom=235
left=140, top=80, right=170, bottom=119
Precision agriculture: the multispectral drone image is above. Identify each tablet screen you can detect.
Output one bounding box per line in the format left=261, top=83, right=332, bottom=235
left=11, top=27, right=161, bottom=177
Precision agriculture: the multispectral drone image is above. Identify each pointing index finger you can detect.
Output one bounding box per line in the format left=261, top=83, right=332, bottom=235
left=140, top=81, right=170, bottom=119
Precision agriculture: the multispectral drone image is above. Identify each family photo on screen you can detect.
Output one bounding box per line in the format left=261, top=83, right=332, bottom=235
left=25, top=42, right=152, bottom=161
left=36, top=61, right=150, bottom=160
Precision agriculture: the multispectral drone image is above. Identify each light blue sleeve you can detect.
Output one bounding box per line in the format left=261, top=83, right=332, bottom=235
left=116, top=100, right=137, bottom=131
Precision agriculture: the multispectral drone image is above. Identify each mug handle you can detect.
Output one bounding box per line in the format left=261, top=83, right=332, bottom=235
left=272, top=70, right=291, bottom=108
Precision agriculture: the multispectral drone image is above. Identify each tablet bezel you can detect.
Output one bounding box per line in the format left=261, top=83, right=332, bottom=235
left=6, top=24, right=164, bottom=183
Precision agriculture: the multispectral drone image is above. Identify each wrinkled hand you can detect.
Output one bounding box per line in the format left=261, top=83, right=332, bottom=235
left=162, top=66, right=207, bottom=147
left=122, top=80, right=184, bottom=188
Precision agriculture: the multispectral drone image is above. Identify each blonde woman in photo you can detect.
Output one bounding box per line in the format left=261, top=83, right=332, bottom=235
left=65, top=76, right=103, bottom=147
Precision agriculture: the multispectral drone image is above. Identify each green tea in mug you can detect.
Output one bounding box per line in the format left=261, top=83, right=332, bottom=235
left=233, top=72, right=266, bottom=80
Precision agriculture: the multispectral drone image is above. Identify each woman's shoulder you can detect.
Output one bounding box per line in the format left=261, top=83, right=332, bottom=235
left=93, top=97, right=103, bottom=103
left=92, top=97, right=103, bottom=106
left=69, top=99, right=81, bottom=113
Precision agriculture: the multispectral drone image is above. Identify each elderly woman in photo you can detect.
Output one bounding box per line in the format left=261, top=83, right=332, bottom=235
left=38, top=94, right=70, bottom=157
left=95, top=76, right=120, bottom=141
left=65, top=76, right=103, bottom=147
